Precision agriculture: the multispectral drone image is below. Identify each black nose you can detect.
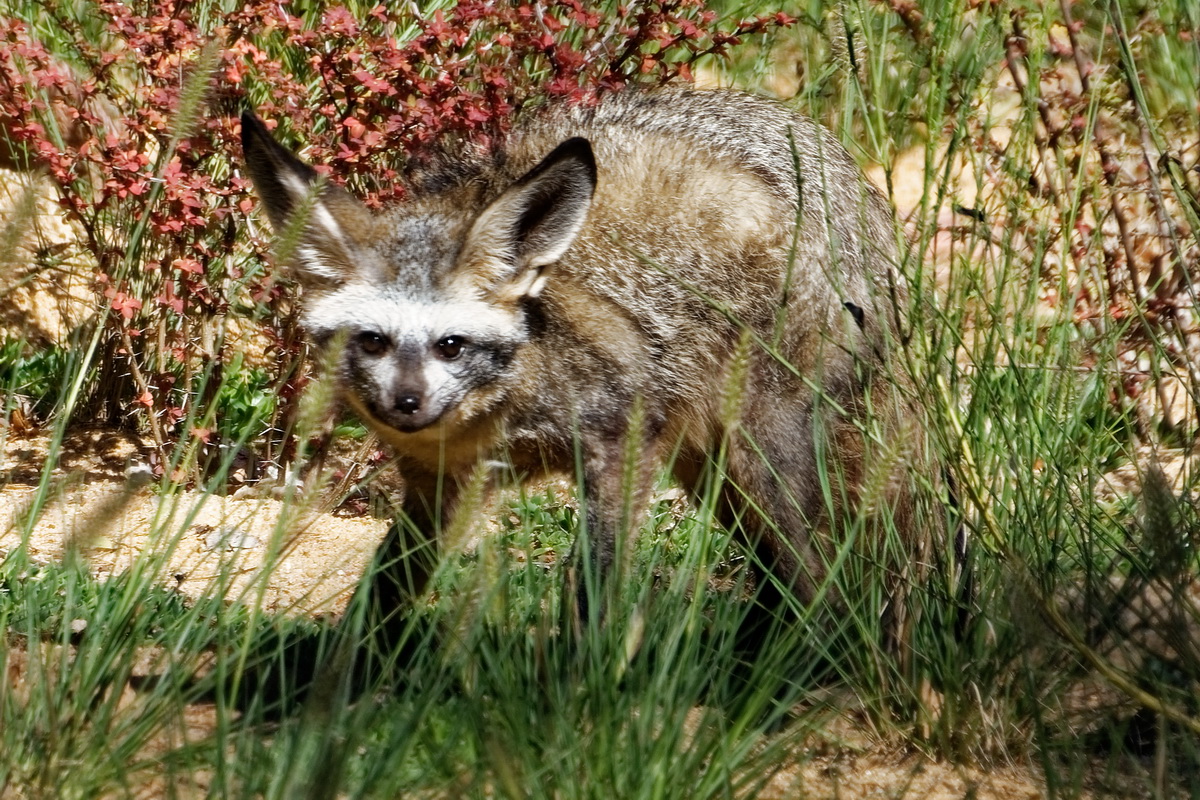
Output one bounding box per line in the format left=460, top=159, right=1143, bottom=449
left=395, top=395, right=421, bottom=414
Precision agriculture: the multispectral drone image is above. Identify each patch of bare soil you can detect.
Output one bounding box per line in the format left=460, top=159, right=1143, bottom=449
left=763, top=742, right=1144, bottom=800
left=765, top=725, right=1051, bottom=800
left=0, top=428, right=388, bottom=616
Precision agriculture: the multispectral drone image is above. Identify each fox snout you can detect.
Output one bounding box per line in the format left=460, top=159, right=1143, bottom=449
left=345, top=340, right=452, bottom=433
left=359, top=378, right=445, bottom=434
left=377, top=396, right=440, bottom=433
left=384, top=382, right=442, bottom=433
left=384, top=372, right=433, bottom=432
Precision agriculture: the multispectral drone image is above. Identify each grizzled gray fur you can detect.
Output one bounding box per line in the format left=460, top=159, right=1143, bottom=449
left=241, top=88, right=925, bottom=619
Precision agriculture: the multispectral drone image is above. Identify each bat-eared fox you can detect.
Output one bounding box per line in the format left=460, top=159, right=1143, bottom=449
left=241, top=88, right=930, bottom=631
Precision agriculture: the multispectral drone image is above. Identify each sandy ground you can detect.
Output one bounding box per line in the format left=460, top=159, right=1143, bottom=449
left=0, top=429, right=388, bottom=617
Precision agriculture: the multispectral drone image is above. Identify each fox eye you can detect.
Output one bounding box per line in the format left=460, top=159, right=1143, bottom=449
left=357, top=331, right=388, bottom=355
left=435, top=335, right=465, bottom=360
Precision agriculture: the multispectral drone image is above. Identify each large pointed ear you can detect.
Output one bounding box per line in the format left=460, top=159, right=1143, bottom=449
left=459, top=137, right=596, bottom=300
left=240, top=111, right=375, bottom=285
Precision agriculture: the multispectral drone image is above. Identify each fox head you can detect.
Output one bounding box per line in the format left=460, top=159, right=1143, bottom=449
left=240, top=113, right=597, bottom=435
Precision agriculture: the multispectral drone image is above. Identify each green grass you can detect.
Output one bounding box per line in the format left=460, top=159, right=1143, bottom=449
left=4, top=0, right=1200, bottom=797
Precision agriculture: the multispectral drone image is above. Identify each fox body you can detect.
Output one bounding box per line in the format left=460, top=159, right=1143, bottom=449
left=242, top=89, right=920, bottom=613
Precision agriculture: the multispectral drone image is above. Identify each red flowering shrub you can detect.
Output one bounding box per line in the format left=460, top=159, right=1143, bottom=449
left=0, top=0, right=791, bottom=467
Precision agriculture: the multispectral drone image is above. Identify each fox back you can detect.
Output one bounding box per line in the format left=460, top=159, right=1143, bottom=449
left=242, top=89, right=924, bottom=615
